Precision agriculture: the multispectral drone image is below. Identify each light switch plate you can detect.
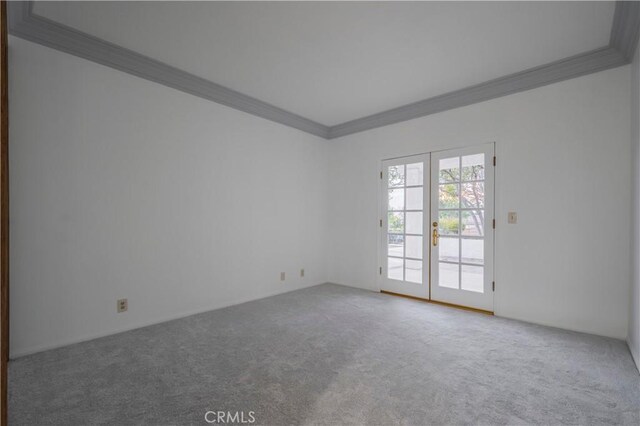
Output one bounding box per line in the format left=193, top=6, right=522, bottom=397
left=280, top=272, right=285, bottom=281
left=508, top=212, right=518, bottom=224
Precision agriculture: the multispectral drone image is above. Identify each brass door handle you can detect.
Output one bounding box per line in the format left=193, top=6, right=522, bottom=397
left=432, top=228, right=439, bottom=246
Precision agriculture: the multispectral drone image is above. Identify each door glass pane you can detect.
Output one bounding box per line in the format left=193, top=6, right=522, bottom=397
left=461, top=239, right=483, bottom=265
left=432, top=149, right=490, bottom=302
left=439, top=263, right=459, bottom=289
left=405, top=236, right=422, bottom=259
left=405, top=260, right=422, bottom=284
left=438, top=211, right=459, bottom=235
left=388, top=189, right=404, bottom=210
left=406, top=187, right=423, bottom=210
left=462, top=154, right=484, bottom=181
left=439, top=184, right=459, bottom=209
left=461, top=182, right=484, bottom=209
left=461, top=210, right=484, bottom=236
left=384, top=158, right=429, bottom=287
left=388, top=212, right=404, bottom=233
left=462, top=265, right=483, bottom=292
left=439, top=157, right=459, bottom=182
left=388, top=235, right=404, bottom=257
left=439, top=237, right=459, bottom=262
left=405, top=212, right=423, bottom=235
left=388, top=257, right=403, bottom=280
left=406, top=163, right=423, bottom=186
left=388, top=165, right=405, bottom=187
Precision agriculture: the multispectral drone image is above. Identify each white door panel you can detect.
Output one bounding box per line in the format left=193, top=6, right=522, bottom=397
left=430, top=143, right=495, bottom=311
left=379, top=154, right=430, bottom=299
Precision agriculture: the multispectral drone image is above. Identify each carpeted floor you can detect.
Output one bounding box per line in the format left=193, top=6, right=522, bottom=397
left=9, top=284, right=640, bottom=425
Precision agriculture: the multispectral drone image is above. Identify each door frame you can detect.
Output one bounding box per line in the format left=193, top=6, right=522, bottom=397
left=1, top=1, right=9, bottom=424
left=377, top=143, right=496, bottom=315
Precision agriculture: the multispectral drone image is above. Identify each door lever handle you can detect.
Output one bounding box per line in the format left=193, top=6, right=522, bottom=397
left=432, top=228, right=439, bottom=246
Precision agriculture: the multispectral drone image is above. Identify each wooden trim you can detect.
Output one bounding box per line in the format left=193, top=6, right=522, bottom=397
left=380, top=290, right=494, bottom=316
left=1, top=1, right=8, bottom=424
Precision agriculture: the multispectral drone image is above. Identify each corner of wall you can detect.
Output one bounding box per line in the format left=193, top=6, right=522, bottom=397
left=628, top=42, right=640, bottom=372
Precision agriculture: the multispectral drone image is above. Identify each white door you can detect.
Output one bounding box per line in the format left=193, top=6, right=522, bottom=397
left=430, top=143, right=494, bottom=312
left=379, top=154, right=430, bottom=299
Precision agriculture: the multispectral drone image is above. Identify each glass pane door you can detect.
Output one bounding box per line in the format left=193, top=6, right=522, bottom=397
left=380, top=154, right=429, bottom=299
left=430, top=144, right=494, bottom=311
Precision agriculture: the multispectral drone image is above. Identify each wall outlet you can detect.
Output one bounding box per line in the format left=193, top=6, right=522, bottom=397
left=300, top=268, right=305, bottom=278
left=508, top=212, right=518, bottom=224
left=280, top=272, right=285, bottom=281
left=117, top=298, right=128, bottom=313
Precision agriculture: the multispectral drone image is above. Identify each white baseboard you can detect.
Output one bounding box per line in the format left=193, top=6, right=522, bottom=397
left=331, top=281, right=628, bottom=340
left=628, top=338, right=640, bottom=374
left=326, top=280, right=378, bottom=292
left=10, top=280, right=327, bottom=359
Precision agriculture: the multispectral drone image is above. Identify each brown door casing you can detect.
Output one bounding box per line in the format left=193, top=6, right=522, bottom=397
left=1, top=0, right=9, bottom=424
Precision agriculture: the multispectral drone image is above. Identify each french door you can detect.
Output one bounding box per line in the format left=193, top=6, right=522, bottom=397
left=380, top=143, right=494, bottom=312
left=380, top=154, right=430, bottom=299
left=430, top=144, right=494, bottom=311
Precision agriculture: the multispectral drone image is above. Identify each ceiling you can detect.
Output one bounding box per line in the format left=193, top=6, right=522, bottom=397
left=33, top=1, right=616, bottom=127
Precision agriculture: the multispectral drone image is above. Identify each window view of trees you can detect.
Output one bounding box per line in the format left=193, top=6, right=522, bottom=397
left=384, top=153, right=488, bottom=294
left=436, top=154, right=486, bottom=293
left=388, top=166, right=404, bottom=187
left=439, top=158, right=484, bottom=236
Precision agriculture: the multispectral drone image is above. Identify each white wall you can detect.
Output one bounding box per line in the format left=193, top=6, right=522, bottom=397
left=629, top=42, right=640, bottom=369
left=8, top=37, right=330, bottom=357
left=328, top=66, right=631, bottom=339
left=9, top=33, right=635, bottom=356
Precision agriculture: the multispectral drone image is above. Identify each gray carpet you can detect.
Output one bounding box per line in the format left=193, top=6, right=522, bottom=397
left=9, top=284, right=640, bottom=425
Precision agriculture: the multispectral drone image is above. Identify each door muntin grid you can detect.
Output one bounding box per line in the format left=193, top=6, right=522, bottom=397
left=437, top=153, right=486, bottom=292
left=386, top=162, right=424, bottom=284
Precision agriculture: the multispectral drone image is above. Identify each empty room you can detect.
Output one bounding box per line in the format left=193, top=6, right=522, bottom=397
left=0, top=0, right=639, bottom=424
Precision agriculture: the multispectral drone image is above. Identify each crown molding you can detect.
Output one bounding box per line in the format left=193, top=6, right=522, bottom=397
left=8, top=1, right=640, bottom=140
left=8, top=1, right=330, bottom=139
left=328, top=46, right=627, bottom=139
left=330, top=1, right=639, bottom=139
left=610, top=0, right=640, bottom=62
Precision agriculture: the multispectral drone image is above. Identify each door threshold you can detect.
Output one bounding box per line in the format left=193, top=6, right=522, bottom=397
left=380, top=290, right=494, bottom=316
